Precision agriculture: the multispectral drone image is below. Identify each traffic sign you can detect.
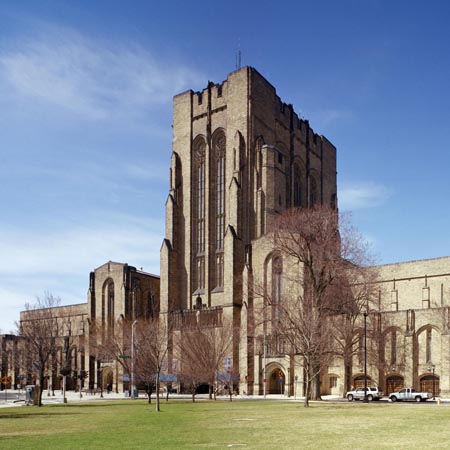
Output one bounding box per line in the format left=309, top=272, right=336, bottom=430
left=1, top=376, right=11, bottom=385
left=119, top=355, right=131, bottom=359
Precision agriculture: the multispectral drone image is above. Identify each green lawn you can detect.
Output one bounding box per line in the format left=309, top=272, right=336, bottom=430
left=0, top=400, right=449, bottom=449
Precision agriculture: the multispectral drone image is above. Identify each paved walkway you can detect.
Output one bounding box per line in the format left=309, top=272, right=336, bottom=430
left=0, top=390, right=307, bottom=408
left=0, top=389, right=127, bottom=407
left=1, top=390, right=447, bottom=408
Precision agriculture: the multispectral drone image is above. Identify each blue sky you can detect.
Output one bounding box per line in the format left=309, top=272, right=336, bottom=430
left=1, top=0, right=450, bottom=332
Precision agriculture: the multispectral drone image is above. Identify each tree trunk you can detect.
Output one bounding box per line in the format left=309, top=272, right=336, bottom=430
left=155, top=376, right=160, bottom=412
left=37, top=374, right=44, bottom=407
left=344, top=360, right=352, bottom=396
left=146, top=384, right=152, bottom=404
left=310, top=371, right=321, bottom=401
left=62, top=375, right=67, bottom=403
left=304, top=380, right=310, bottom=408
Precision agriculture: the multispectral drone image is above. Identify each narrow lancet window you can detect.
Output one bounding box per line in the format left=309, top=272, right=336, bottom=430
left=293, top=162, right=302, bottom=207
left=193, top=137, right=206, bottom=291
left=214, top=132, right=226, bottom=288
left=272, top=256, right=282, bottom=323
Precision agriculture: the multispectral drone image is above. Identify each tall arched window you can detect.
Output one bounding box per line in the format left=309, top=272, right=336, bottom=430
left=146, top=292, right=154, bottom=319
left=255, top=137, right=264, bottom=189
left=272, top=256, right=282, bottom=322
left=107, top=281, right=114, bottom=331
left=131, top=280, right=141, bottom=320
left=213, top=131, right=226, bottom=288
left=293, top=162, right=302, bottom=207
left=309, top=176, right=318, bottom=207
left=426, top=328, right=432, bottom=363
left=390, top=330, right=397, bottom=365
left=193, top=137, right=206, bottom=291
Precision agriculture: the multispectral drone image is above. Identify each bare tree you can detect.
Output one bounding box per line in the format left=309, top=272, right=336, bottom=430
left=58, top=318, right=77, bottom=403
left=93, top=318, right=132, bottom=394
left=134, top=317, right=169, bottom=412
left=328, top=264, right=379, bottom=394
left=176, top=323, right=233, bottom=402
left=177, top=335, right=205, bottom=402
left=264, top=206, right=374, bottom=407
left=17, top=292, right=60, bottom=407
left=93, top=317, right=169, bottom=412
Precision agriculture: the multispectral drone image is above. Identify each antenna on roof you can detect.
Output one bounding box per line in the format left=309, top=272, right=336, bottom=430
left=236, top=39, right=241, bottom=70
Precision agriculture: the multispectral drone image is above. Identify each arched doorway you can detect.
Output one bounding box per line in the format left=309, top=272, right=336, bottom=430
left=420, top=375, right=439, bottom=397
left=103, top=368, right=114, bottom=393
left=267, top=366, right=285, bottom=394
left=353, top=375, right=373, bottom=389
left=386, top=376, right=404, bottom=395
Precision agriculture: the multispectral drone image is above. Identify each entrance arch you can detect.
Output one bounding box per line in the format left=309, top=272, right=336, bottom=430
left=353, top=375, right=373, bottom=389
left=103, top=367, right=114, bottom=392
left=420, top=375, right=439, bottom=396
left=266, top=365, right=285, bottom=394
left=386, top=375, right=404, bottom=395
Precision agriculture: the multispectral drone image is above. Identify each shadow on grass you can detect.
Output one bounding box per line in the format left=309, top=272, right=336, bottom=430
left=60, top=401, right=132, bottom=409
left=0, top=411, right=82, bottom=419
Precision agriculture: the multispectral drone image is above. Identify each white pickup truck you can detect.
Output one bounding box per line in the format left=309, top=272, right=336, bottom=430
left=346, top=387, right=383, bottom=401
left=389, top=388, right=432, bottom=402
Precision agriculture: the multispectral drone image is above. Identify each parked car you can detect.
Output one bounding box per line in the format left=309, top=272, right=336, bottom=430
left=346, top=387, right=383, bottom=401
left=389, top=388, right=432, bottom=402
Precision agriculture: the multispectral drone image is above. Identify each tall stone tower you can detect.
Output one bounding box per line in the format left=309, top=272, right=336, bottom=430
left=160, top=66, right=337, bottom=394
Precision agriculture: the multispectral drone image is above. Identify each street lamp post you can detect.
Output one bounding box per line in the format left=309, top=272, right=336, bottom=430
left=287, top=368, right=290, bottom=398
left=97, top=364, right=103, bottom=398
left=432, top=365, right=436, bottom=400
left=263, top=295, right=267, bottom=400
left=131, top=320, right=138, bottom=399
left=429, top=364, right=436, bottom=400
left=294, top=375, right=298, bottom=400
left=263, top=329, right=267, bottom=399
left=62, top=320, right=71, bottom=404
left=363, top=311, right=368, bottom=403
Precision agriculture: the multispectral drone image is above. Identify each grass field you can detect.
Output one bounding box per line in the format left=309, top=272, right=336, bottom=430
left=1, top=399, right=449, bottom=449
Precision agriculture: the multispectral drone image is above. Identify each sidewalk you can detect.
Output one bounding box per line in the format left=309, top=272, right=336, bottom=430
left=0, top=389, right=204, bottom=407
left=0, top=389, right=127, bottom=408
left=1, top=390, right=448, bottom=408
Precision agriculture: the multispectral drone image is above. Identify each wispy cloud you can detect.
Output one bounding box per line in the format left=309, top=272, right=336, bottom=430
left=0, top=219, right=162, bottom=276
left=24, top=160, right=168, bottom=198
left=0, top=214, right=163, bottom=331
left=125, top=163, right=169, bottom=183
left=0, top=287, right=28, bottom=334
left=0, top=26, right=202, bottom=120
left=339, top=181, right=392, bottom=210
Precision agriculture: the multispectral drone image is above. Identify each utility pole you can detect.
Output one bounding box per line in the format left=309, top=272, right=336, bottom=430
left=131, top=320, right=138, bottom=399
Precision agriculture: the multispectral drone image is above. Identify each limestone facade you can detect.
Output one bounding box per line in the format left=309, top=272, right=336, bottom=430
left=86, top=261, right=160, bottom=392
left=1, top=262, right=159, bottom=393
left=160, top=66, right=337, bottom=396
left=18, top=303, right=87, bottom=391
left=353, top=257, right=450, bottom=397
left=2, top=67, right=448, bottom=399
left=161, top=67, right=448, bottom=398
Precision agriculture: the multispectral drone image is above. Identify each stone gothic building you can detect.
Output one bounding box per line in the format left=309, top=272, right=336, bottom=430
left=1, top=66, right=448, bottom=398
left=1, top=262, right=159, bottom=393
left=160, top=66, right=337, bottom=396
left=161, top=67, right=449, bottom=397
